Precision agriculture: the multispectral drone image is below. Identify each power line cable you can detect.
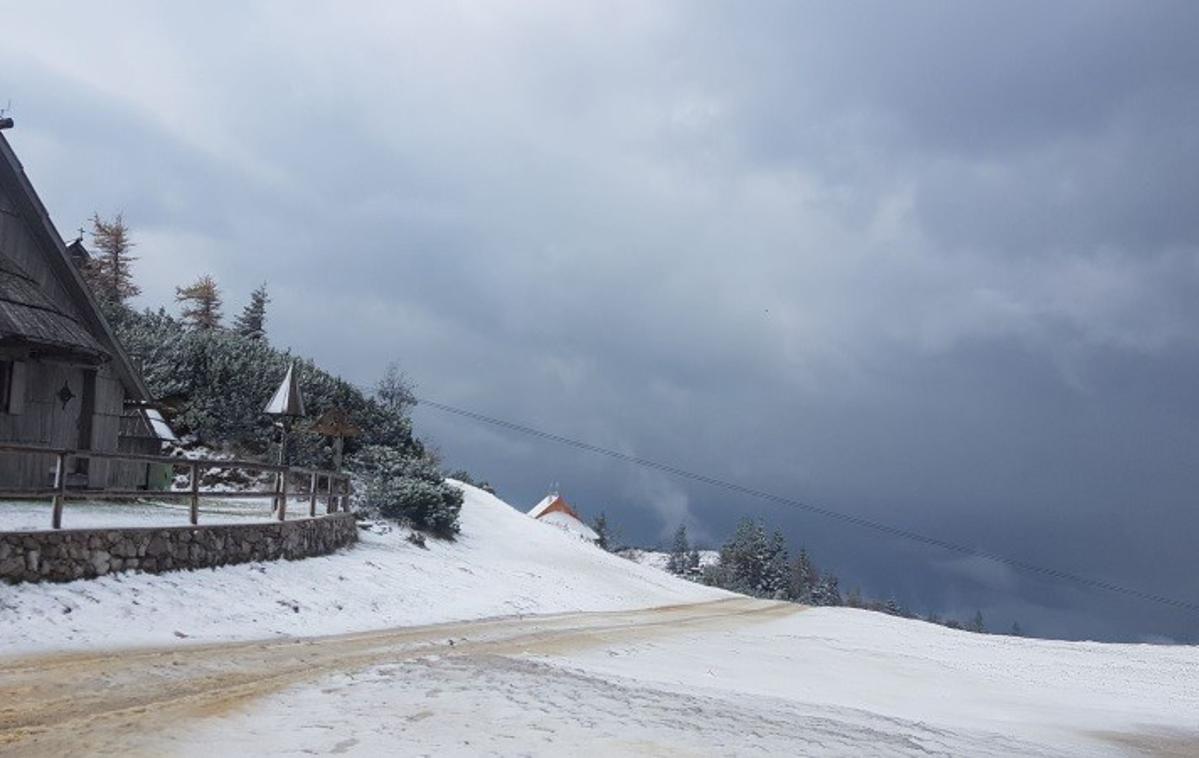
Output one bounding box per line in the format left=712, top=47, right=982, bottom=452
left=415, top=396, right=1199, bottom=615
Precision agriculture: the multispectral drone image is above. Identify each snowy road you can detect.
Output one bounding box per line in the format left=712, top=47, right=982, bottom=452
left=3, top=598, right=1193, bottom=757
left=0, top=598, right=794, bottom=756
left=3, top=485, right=1195, bottom=756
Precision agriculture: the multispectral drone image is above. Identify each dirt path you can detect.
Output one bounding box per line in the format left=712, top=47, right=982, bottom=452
left=0, top=597, right=797, bottom=757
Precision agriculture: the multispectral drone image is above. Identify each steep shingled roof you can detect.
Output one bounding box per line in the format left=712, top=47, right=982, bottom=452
left=0, top=255, right=108, bottom=361
left=0, top=131, right=150, bottom=400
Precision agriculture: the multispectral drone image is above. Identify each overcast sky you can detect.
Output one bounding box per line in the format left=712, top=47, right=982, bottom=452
left=4, top=1, right=1198, bottom=642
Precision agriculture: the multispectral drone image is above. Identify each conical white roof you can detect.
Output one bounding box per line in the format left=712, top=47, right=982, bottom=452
left=264, top=363, right=305, bottom=416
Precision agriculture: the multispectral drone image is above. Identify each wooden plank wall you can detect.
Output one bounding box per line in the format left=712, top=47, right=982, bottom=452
left=0, top=177, right=131, bottom=490
left=0, top=361, right=83, bottom=486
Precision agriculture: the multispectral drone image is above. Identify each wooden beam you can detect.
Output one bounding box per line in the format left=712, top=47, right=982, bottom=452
left=50, top=452, right=65, bottom=529
left=189, top=462, right=199, bottom=525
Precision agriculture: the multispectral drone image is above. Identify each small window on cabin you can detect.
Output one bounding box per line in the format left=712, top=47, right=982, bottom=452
left=0, top=360, right=11, bottom=413
left=0, top=360, right=23, bottom=414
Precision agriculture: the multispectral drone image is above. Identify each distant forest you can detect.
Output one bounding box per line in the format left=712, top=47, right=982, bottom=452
left=596, top=515, right=1015, bottom=636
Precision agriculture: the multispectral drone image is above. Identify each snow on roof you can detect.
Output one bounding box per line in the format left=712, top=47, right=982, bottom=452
left=536, top=510, right=600, bottom=542
left=528, top=494, right=559, bottom=518
left=145, top=408, right=178, bottom=442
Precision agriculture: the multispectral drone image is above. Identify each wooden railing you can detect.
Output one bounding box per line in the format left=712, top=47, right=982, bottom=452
left=0, top=442, right=352, bottom=530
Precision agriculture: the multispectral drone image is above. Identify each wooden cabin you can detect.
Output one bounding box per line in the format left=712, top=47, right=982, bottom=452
left=0, top=130, right=172, bottom=491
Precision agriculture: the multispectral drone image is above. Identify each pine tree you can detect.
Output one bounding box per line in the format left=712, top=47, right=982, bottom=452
left=763, top=530, right=790, bottom=599
left=846, top=586, right=863, bottom=608
left=788, top=548, right=819, bottom=603
left=667, top=524, right=691, bottom=575
left=712, top=520, right=791, bottom=599
left=234, top=282, right=270, bottom=340
left=175, top=275, right=223, bottom=330
left=85, top=212, right=140, bottom=305
left=591, top=512, right=612, bottom=551
left=969, top=610, right=986, bottom=633
left=811, top=573, right=843, bottom=606
left=715, top=519, right=761, bottom=595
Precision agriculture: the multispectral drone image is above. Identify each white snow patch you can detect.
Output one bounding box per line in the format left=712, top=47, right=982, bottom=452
left=620, top=547, right=720, bottom=572
left=0, top=482, right=726, bottom=656
left=0, top=498, right=313, bottom=532
left=534, top=510, right=600, bottom=541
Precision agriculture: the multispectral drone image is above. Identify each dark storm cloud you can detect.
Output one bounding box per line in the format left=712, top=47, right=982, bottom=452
left=3, top=1, right=1197, bottom=641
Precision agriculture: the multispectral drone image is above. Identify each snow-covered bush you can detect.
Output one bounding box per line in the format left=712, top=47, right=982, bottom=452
left=113, top=307, right=422, bottom=466
left=352, top=445, right=463, bottom=538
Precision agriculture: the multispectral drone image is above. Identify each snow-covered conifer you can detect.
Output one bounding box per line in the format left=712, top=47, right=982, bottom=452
left=591, top=512, right=613, bottom=551
left=667, top=524, right=691, bottom=575
left=234, top=282, right=270, bottom=340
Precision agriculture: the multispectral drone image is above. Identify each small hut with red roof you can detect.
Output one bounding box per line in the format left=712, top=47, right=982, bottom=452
left=527, top=490, right=599, bottom=542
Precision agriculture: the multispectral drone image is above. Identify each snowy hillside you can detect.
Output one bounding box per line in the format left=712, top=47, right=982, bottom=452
left=620, top=547, right=720, bottom=572
left=0, top=482, right=726, bottom=656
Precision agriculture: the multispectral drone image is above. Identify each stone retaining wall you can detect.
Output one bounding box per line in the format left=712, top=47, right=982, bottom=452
left=0, top=513, right=358, bottom=583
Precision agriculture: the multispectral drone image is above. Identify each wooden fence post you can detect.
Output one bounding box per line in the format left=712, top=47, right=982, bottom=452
left=278, top=469, right=288, bottom=521
left=189, top=462, right=200, bottom=525
left=51, top=451, right=66, bottom=529
left=308, top=471, right=318, bottom=517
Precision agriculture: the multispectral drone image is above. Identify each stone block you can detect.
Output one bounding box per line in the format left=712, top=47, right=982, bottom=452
left=90, top=550, right=111, bottom=575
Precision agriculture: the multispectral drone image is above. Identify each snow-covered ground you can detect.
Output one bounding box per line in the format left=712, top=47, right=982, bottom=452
left=0, top=482, right=725, bottom=656
left=620, top=546, right=720, bottom=572
left=0, top=497, right=315, bottom=532
left=3, top=482, right=1197, bottom=756
left=161, top=604, right=1199, bottom=757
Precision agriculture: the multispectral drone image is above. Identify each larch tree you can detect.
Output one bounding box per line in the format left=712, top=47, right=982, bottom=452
left=175, top=274, right=223, bottom=330
left=234, top=282, right=270, bottom=340
left=86, top=212, right=140, bottom=305
left=376, top=362, right=416, bottom=414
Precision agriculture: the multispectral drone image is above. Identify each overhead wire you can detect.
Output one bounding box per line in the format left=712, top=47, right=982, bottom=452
left=414, top=396, right=1199, bottom=615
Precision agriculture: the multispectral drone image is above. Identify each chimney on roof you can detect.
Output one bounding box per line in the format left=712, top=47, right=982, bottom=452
left=0, top=118, right=13, bottom=130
